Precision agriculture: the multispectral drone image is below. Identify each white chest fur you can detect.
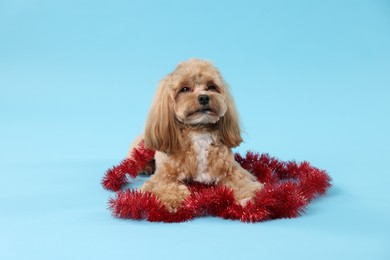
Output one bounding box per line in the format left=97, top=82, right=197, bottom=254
left=190, top=132, right=214, bottom=184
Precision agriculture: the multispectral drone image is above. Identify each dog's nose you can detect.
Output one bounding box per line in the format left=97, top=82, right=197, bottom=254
left=198, top=95, right=210, bottom=105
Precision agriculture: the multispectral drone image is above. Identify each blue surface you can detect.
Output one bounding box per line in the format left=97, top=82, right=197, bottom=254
left=1, top=0, right=389, bottom=259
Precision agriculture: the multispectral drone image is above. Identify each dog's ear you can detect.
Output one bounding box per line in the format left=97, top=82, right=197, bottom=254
left=218, top=85, right=243, bottom=148
left=144, top=76, right=183, bottom=154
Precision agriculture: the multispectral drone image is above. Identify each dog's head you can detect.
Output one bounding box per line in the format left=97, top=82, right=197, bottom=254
left=144, top=59, right=242, bottom=154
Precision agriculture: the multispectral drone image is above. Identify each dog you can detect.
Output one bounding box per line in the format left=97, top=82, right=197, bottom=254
left=130, top=59, right=263, bottom=212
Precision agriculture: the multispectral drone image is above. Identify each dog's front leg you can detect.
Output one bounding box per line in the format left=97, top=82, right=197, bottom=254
left=221, top=166, right=264, bottom=206
left=140, top=171, right=190, bottom=212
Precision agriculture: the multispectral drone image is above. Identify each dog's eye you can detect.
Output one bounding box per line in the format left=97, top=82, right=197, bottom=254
left=207, top=84, right=217, bottom=91
left=180, top=87, right=190, bottom=93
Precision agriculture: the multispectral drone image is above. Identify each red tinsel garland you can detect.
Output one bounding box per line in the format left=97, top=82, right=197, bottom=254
left=102, top=142, right=331, bottom=223
left=101, top=142, right=155, bottom=191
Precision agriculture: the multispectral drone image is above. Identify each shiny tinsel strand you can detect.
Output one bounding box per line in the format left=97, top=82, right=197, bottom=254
left=103, top=142, right=332, bottom=222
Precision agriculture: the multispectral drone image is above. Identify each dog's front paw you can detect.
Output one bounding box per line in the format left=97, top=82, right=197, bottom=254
left=239, top=197, right=252, bottom=207
left=155, top=183, right=190, bottom=213
left=237, top=182, right=264, bottom=207
left=163, top=202, right=181, bottom=213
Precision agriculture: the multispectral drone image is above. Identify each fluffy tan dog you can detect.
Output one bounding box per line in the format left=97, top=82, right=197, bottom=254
left=132, top=59, right=263, bottom=212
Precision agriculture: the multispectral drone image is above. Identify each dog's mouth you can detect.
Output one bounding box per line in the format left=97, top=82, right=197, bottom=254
left=180, top=106, right=222, bottom=125
left=188, top=108, right=213, bottom=116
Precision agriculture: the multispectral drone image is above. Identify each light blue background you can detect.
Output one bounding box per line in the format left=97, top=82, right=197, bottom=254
left=1, top=0, right=389, bottom=259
